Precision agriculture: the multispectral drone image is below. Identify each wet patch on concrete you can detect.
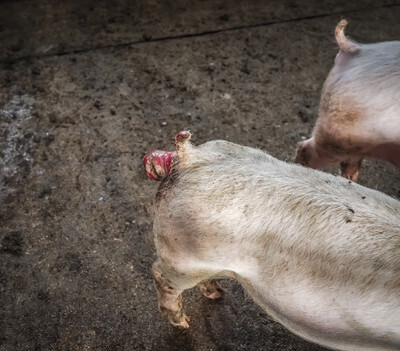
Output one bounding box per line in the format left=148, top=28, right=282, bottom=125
left=0, top=95, right=38, bottom=203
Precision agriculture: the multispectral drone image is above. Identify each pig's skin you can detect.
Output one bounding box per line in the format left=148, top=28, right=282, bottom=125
left=148, top=131, right=400, bottom=351
left=295, top=20, right=400, bottom=181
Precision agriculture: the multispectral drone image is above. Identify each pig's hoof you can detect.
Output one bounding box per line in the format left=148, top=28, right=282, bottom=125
left=169, top=313, right=190, bottom=329
left=198, top=280, right=224, bottom=299
left=203, top=289, right=224, bottom=299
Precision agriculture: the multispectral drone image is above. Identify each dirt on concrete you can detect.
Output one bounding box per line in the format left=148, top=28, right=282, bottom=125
left=1, top=1, right=400, bottom=350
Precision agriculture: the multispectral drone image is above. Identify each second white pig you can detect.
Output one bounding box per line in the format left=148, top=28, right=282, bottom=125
left=295, top=20, right=400, bottom=181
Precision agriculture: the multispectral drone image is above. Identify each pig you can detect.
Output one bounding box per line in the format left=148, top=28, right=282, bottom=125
left=144, top=131, right=400, bottom=351
left=295, top=19, right=400, bottom=182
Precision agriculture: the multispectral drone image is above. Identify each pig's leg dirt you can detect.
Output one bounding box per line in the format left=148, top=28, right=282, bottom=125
left=153, top=258, right=217, bottom=328
left=197, top=279, right=224, bottom=299
left=152, top=259, right=190, bottom=328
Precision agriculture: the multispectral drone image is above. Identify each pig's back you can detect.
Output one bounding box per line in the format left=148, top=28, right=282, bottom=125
left=161, top=140, right=400, bottom=268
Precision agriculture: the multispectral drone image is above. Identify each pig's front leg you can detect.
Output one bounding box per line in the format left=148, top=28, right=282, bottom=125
left=294, top=138, right=335, bottom=170
left=340, top=158, right=363, bottom=182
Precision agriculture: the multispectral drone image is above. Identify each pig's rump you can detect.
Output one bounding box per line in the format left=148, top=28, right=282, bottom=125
left=154, top=139, right=400, bottom=350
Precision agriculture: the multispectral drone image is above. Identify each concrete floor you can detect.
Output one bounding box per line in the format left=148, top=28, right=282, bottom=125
left=1, top=1, right=400, bottom=350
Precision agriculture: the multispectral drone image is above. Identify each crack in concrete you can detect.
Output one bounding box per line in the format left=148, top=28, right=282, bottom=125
left=1, top=2, right=400, bottom=64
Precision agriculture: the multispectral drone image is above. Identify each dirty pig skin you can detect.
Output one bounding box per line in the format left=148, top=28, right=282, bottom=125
left=295, top=20, right=400, bottom=182
left=144, top=131, right=400, bottom=351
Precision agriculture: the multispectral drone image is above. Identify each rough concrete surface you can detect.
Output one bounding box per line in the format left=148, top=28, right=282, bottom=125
left=1, top=1, right=400, bottom=350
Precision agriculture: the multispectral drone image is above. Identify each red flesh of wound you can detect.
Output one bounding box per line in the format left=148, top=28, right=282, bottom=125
left=143, top=150, right=175, bottom=180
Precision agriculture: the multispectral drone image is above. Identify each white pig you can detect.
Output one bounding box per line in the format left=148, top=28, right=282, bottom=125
left=144, top=131, right=400, bottom=351
left=295, top=19, right=400, bottom=181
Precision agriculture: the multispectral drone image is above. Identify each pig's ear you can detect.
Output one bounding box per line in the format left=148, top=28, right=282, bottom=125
left=335, top=19, right=360, bottom=54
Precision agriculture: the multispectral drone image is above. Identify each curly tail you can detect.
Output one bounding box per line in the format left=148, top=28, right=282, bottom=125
left=174, top=131, right=192, bottom=157
left=335, top=19, right=360, bottom=54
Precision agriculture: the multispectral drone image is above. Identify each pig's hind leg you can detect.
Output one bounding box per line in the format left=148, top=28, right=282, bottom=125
left=152, top=259, right=191, bottom=328
left=153, top=258, right=220, bottom=328
left=197, top=279, right=224, bottom=299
